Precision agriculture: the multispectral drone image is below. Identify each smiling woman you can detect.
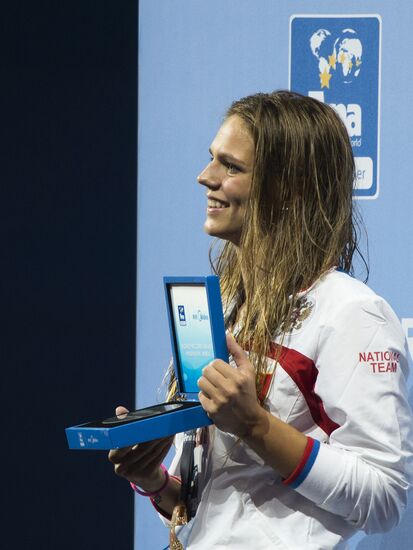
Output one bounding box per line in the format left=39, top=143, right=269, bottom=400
left=109, top=90, right=413, bottom=550
left=197, top=115, right=254, bottom=245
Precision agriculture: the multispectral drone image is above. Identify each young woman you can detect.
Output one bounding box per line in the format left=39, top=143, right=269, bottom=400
left=109, top=91, right=413, bottom=549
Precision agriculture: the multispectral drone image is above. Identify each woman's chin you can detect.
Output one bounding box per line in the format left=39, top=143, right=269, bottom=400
left=203, top=220, right=220, bottom=237
left=203, top=223, right=241, bottom=245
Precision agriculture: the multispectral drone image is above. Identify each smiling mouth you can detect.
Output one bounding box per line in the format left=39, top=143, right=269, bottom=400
left=207, top=198, right=229, bottom=209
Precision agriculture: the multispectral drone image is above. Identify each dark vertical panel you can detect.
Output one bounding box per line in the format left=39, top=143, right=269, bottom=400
left=2, top=1, right=137, bottom=548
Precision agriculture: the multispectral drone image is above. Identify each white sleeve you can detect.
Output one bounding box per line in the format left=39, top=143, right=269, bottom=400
left=293, top=296, right=413, bottom=534
left=168, top=432, right=185, bottom=478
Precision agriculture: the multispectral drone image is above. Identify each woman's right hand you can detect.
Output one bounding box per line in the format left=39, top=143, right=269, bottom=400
left=108, top=406, right=175, bottom=491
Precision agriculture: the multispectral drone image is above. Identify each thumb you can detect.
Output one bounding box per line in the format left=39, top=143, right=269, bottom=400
left=115, top=405, right=130, bottom=416
left=226, top=332, right=252, bottom=371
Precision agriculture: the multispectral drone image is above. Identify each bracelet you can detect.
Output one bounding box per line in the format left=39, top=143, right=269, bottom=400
left=150, top=476, right=182, bottom=518
left=130, top=464, right=170, bottom=497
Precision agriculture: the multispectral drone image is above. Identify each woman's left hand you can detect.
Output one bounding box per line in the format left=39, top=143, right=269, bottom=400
left=197, top=333, right=265, bottom=437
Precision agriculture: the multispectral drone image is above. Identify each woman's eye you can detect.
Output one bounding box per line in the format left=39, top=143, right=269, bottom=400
left=227, top=163, right=240, bottom=175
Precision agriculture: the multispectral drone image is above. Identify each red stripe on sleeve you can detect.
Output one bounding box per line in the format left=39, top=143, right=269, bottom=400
left=282, top=437, right=314, bottom=485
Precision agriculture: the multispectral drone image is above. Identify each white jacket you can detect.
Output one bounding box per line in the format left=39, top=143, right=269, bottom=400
left=167, top=270, right=413, bottom=549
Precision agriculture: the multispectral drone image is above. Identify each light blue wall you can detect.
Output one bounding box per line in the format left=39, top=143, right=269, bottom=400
left=137, top=1, right=413, bottom=548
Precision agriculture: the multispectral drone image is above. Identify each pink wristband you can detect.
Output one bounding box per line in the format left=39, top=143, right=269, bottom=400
left=150, top=475, right=182, bottom=520
left=130, top=464, right=170, bottom=497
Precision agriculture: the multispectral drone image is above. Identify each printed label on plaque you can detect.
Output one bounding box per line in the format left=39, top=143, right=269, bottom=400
left=170, top=285, right=214, bottom=393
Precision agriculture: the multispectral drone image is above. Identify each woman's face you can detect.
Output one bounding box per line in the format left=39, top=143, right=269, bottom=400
left=197, top=115, right=254, bottom=246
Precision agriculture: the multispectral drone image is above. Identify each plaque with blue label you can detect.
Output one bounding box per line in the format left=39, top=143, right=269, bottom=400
left=290, top=15, right=381, bottom=199
left=65, top=276, right=228, bottom=450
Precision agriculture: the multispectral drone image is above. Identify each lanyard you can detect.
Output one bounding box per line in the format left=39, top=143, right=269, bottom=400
left=169, top=429, right=198, bottom=550
left=180, top=429, right=199, bottom=519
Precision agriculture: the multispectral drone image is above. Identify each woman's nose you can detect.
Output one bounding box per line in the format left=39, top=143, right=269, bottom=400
left=197, top=163, right=220, bottom=189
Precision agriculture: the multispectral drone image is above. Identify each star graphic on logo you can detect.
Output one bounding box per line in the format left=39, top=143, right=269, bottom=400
left=328, top=53, right=337, bottom=69
left=319, top=68, right=332, bottom=88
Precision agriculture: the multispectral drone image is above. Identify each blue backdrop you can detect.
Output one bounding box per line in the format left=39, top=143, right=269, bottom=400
left=136, top=1, right=413, bottom=548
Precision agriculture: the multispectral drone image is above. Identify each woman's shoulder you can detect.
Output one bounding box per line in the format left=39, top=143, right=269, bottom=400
left=313, top=268, right=373, bottom=297
left=310, top=269, right=400, bottom=329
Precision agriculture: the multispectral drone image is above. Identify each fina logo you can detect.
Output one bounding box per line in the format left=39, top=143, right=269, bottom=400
left=192, top=309, right=209, bottom=322
left=178, top=305, right=186, bottom=326
left=309, top=28, right=362, bottom=146
left=290, top=15, right=381, bottom=199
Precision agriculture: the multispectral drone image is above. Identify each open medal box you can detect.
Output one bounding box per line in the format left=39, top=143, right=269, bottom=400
left=65, top=276, right=228, bottom=450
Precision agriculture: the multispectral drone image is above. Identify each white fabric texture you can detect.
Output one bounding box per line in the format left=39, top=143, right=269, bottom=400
left=165, top=270, right=413, bottom=549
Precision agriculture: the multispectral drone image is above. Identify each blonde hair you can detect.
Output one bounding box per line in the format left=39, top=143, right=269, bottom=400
left=168, top=90, right=366, bottom=401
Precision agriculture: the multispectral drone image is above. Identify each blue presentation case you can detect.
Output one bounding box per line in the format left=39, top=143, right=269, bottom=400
left=65, top=276, right=228, bottom=450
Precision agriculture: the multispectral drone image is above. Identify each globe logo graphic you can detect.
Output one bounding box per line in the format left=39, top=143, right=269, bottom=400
left=310, top=28, right=363, bottom=88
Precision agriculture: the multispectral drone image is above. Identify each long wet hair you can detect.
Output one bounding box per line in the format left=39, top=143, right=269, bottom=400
left=167, top=90, right=367, bottom=402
